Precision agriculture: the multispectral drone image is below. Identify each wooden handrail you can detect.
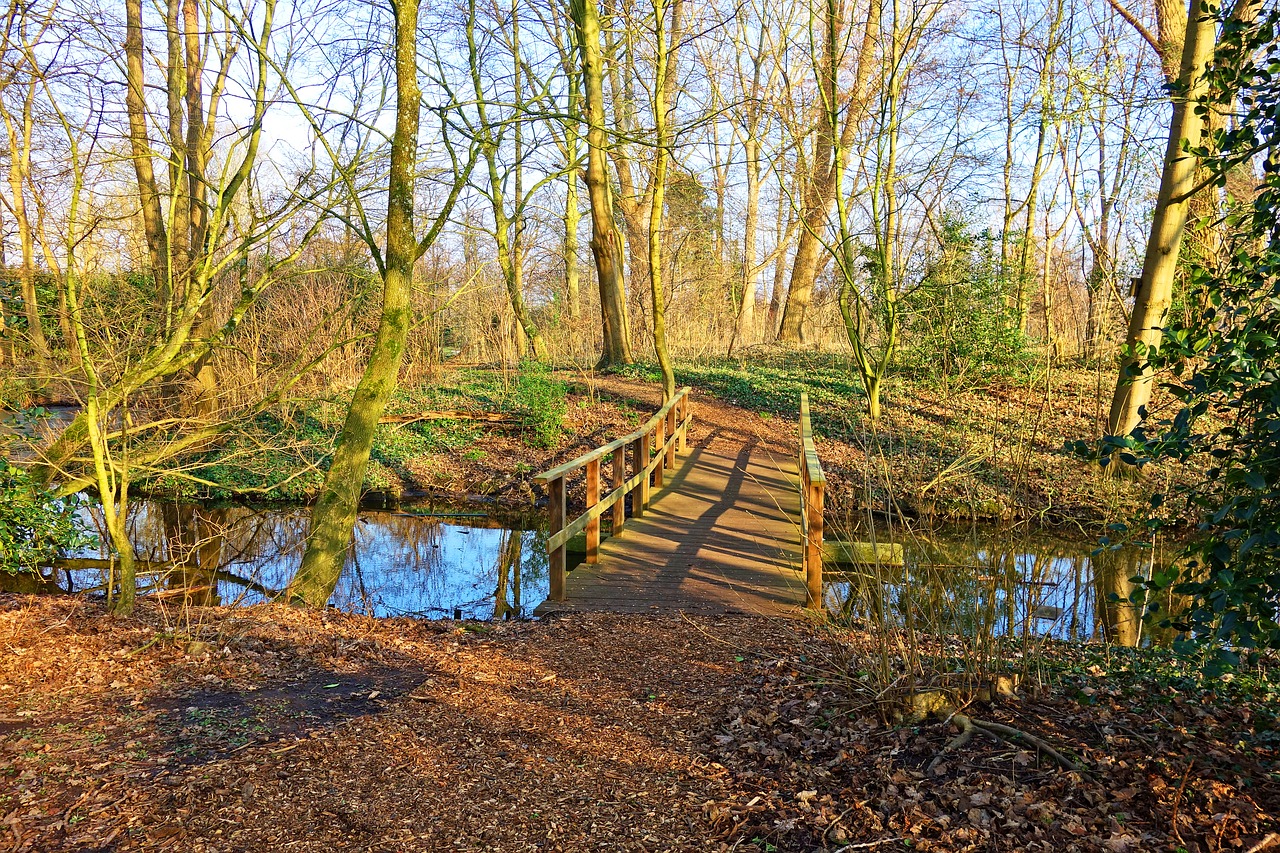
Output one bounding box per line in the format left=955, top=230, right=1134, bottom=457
left=535, top=387, right=693, bottom=602
left=799, top=392, right=825, bottom=608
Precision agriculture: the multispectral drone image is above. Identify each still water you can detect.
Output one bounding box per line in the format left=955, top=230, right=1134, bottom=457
left=18, top=500, right=1164, bottom=639
left=823, top=523, right=1172, bottom=647
left=54, top=502, right=550, bottom=619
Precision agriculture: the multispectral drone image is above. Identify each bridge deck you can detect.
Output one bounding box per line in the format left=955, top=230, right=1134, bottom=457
left=534, top=441, right=807, bottom=616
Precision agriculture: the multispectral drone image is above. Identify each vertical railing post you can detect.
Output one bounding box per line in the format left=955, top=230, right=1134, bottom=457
left=654, top=417, right=666, bottom=489
left=805, top=475, right=824, bottom=608
left=665, top=402, right=677, bottom=468
left=631, top=436, right=647, bottom=517
left=612, top=448, right=626, bottom=535
left=585, top=458, right=600, bottom=563
left=549, top=475, right=566, bottom=601
left=678, top=392, right=688, bottom=452
left=639, top=430, right=652, bottom=511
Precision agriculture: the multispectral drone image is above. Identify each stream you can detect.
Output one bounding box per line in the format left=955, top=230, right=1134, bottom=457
left=10, top=500, right=1167, bottom=640
left=46, top=502, right=550, bottom=619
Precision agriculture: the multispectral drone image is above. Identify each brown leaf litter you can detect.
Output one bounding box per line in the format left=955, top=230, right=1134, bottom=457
left=1, top=595, right=1275, bottom=852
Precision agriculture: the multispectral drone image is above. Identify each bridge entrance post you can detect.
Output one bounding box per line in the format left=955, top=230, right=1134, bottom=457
left=804, top=480, right=824, bottom=607
left=548, top=475, right=566, bottom=601
left=585, top=458, right=600, bottom=563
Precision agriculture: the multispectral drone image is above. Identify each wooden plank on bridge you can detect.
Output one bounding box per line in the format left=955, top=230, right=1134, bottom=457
left=534, top=442, right=806, bottom=617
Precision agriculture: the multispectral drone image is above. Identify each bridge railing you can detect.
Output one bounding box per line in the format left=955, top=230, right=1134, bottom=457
left=799, top=392, right=826, bottom=608
left=534, top=386, right=693, bottom=602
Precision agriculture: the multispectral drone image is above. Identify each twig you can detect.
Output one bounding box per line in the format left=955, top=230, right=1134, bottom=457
left=970, top=717, right=1090, bottom=774
left=125, top=632, right=173, bottom=658
left=1246, top=833, right=1280, bottom=853
left=835, top=839, right=904, bottom=851
left=1170, top=758, right=1194, bottom=845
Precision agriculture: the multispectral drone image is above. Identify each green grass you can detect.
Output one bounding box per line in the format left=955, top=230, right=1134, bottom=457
left=617, top=353, right=867, bottom=437
left=148, top=365, right=568, bottom=501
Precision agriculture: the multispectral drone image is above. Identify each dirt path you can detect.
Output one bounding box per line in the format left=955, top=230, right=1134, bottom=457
left=2, top=596, right=1275, bottom=852
left=0, top=598, right=795, bottom=851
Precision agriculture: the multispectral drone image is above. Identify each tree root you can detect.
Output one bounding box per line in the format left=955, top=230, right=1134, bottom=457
left=921, top=706, right=1089, bottom=776
left=926, top=713, right=975, bottom=774
left=965, top=715, right=1089, bottom=774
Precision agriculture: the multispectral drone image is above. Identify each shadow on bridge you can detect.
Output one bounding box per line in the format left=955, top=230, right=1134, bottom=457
left=539, top=428, right=805, bottom=616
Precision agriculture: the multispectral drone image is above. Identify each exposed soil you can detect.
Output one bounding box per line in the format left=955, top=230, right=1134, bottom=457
left=408, top=375, right=795, bottom=514
left=3, top=595, right=1275, bottom=852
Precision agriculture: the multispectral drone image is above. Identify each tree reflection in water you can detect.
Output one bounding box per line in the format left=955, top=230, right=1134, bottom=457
left=826, top=524, right=1179, bottom=647
left=63, top=502, right=549, bottom=618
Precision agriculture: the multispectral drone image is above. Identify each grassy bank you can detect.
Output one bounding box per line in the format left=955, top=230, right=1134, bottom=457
left=621, top=353, right=1167, bottom=531
left=136, top=354, right=1166, bottom=532
left=151, top=366, right=587, bottom=505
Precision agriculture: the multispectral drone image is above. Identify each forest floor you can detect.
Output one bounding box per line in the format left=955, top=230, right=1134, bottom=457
left=3, top=595, right=1277, bottom=853
left=136, top=353, right=1169, bottom=534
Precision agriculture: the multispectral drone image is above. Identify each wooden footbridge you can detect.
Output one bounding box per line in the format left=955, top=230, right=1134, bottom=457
left=532, top=388, right=841, bottom=617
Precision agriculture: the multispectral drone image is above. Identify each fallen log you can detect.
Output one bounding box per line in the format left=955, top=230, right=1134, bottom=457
left=379, top=410, right=513, bottom=425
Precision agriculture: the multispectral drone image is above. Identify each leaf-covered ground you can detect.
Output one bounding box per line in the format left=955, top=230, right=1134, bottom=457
left=3, top=595, right=1275, bottom=852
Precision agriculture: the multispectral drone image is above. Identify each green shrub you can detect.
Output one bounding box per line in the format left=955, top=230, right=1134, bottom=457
left=512, top=364, right=567, bottom=448
left=900, top=214, right=1031, bottom=383
left=0, top=456, right=96, bottom=573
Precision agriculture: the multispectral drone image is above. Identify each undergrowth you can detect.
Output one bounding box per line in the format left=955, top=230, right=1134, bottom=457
left=147, top=366, right=568, bottom=501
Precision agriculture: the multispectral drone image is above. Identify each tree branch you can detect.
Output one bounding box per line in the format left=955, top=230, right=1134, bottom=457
left=1105, top=0, right=1163, bottom=56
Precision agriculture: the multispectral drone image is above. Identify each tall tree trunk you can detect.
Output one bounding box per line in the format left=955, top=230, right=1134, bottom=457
left=564, top=72, right=582, bottom=321
left=648, top=0, right=680, bottom=401
left=125, top=0, right=171, bottom=306
left=776, top=0, right=880, bottom=343
left=1106, top=0, right=1215, bottom=440
left=0, top=79, right=50, bottom=364
left=468, top=0, right=547, bottom=362
left=767, top=195, right=791, bottom=334
left=289, top=0, right=422, bottom=606
left=572, top=0, right=632, bottom=367
left=733, top=134, right=761, bottom=353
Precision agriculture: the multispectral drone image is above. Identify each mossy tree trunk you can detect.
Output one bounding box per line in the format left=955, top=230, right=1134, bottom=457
left=571, top=0, right=632, bottom=368
left=1107, top=0, right=1217, bottom=442
left=287, top=0, right=422, bottom=607
left=287, top=0, right=472, bottom=607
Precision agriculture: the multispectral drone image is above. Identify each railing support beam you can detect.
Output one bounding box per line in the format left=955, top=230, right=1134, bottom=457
left=611, top=449, right=626, bottom=535
left=665, top=403, right=677, bottom=468
left=653, top=419, right=665, bottom=489
left=549, top=474, right=566, bottom=601
left=585, top=458, right=600, bottom=563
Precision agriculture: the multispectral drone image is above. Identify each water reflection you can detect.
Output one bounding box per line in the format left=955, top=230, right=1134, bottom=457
left=56, top=502, right=549, bottom=619
left=11, top=499, right=1179, bottom=641
left=825, top=524, right=1178, bottom=646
